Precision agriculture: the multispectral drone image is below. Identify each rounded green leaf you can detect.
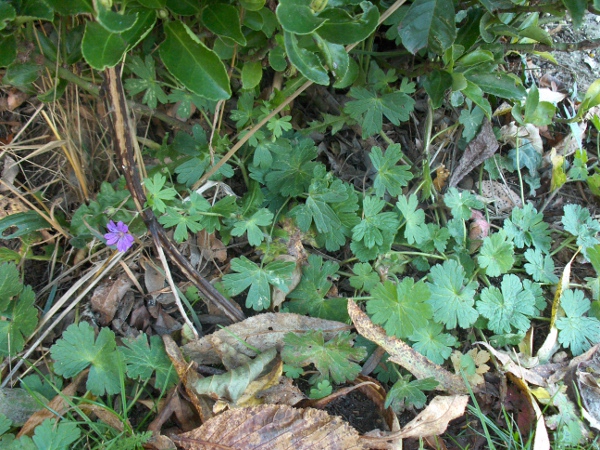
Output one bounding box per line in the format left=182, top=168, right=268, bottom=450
left=45, top=0, right=93, bottom=15
left=423, top=70, right=452, bottom=109
left=4, top=63, right=40, bottom=89
left=284, top=31, right=329, bottom=85
left=314, top=35, right=349, bottom=85
left=95, top=2, right=138, bottom=33
left=333, top=56, right=358, bottom=89
left=269, top=46, right=287, bottom=71
left=202, top=4, right=246, bottom=46
left=82, top=22, right=128, bottom=70
left=316, top=1, right=379, bottom=45
left=456, top=49, right=494, bottom=68
left=242, top=60, right=263, bottom=90
left=465, top=72, right=526, bottom=101
left=0, top=35, right=16, bottom=68
left=244, top=10, right=264, bottom=31
left=276, top=0, right=326, bottom=34
left=0, top=2, right=16, bottom=31
left=159, top=22, right=231, bottom=101
left=240, top=0, right=266, bottom=11
left=165, top=0, right=201, bottom=15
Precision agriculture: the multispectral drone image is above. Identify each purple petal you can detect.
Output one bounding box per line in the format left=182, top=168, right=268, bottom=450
left=115, top=221, right=129, bottom=233
left=106, top=220, right=118, bottom=233
left=104, top=233, right=119, bottom=246
left=116, top=235, right=134, bottom=252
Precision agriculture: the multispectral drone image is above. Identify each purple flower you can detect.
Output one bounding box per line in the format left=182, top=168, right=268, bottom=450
left=104, top=220, right=134, bottom=252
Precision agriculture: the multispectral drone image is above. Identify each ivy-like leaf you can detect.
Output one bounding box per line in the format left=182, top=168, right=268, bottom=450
left=427, top=259, right=478, bottom=329
left=367, top=278, right=431, bottom=339
left=263, top=137, right=318, bottom=197
left=349, top=263, right=379, bottom=292
left=478, top=231, right=515, bottom=277
left=32, top=419, right=81, bottom=450
left=231, top=208, right=274, bottom=246
left=352, top=196, right=400, bottom=249
left=444, top=187, right=483, bottom=220
left=50, top=323, right=121, bottom=396
left=503, top=203, right=551, bottom=252
left=344, top=87, right=415, bottom=138
left=396, top=194, right=428, bottom=245
left=121, top=334, right=178, bottom=389
left=385, top=376, right=438, bottom=409
left=222, top=256, right=295, bottom=311
left=285, top=255, right=346, bottom=321
left=410, top=322, right=457, bottom=364
left=370, top=144, right=413, bottom=198
left=281, top=331, right=366, bottom=384
left=524, top=248, right=559, bottom=284
left=144, top=173, right=178, bottom=214
left=556, top=289, right=600, bottom=355
left=0, top=286, right=38, bottom=357
left=562, top=204, right=600, bottom=252
left=477, top=274, right=536, bottom=334
left=124, top=55, right=168, bottom=109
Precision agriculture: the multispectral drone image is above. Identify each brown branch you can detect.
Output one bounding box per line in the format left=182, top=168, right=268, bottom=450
left=102, top=65, right=245, bottom=324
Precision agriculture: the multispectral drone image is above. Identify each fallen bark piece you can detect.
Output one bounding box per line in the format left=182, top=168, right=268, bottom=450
left=172, top=404, right=364, bottom=449
left=348, top=300, right=476, bottom=394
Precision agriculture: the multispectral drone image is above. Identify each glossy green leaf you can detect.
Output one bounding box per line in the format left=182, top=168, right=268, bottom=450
left=0, top=211, right=50, bottom=240
left=466, top=72, right=526, bottom=100
left=519, top=25, right=552, bottom=46
left=0, top=35, right=16, bottom=67
left=562, top=0, right=586, bottom=28
left=316, top=1, right=379, bottom=45
left=333, top=56, right=358, bottom=89
left=399, top=0, right=456, bottom=55
left=121, top=7, right=157, bottom=49
left=45, top=0, right=93, bottom=15
left=82, top=22, right=128, bottom=69
left=314, top=34, right=349, bottom=84
left=3, top=63, right=40, bottom=89
left=241, top=61, right=263, bottom=90
left=159, top=22, right=231, bottom=101
left=138, top=0, right=166, bottom=8
left=269, top=46, right=287, bottom=71
left=276, top=0, right=326, bottom=34
left=95, top=2, right=138, bottom=33
left=423, top=70, right=452, bottom=109
left=461, top=79, right=491, bottom=117
left=0, top=2, right=16, bottom=30
left=456, top=49, right=494, bottom=67
left=14, top=0, right=53, bottom=21
left=202, top=4, right=246, bottom=46
left=284, top=31, right=329, bottom=85
left=240, top=0, right=266, bottom=11
left=165, top=0, right=201, bottom=15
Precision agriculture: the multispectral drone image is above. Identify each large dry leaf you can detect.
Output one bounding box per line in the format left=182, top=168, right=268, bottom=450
left=183, top=313, right=350, bottom=366
left=449, top=120, right=499, bottom=188
left=348, top=300, right=472, bottom=394
left=90, top=274, right=132, bottom=326
left=0, top=388, right=48, bottom=427
left=478, top=180, right=522, bottom=212
left=500, top=122, right=543, bottom=154
left=172, top=404, right=364, bottom=450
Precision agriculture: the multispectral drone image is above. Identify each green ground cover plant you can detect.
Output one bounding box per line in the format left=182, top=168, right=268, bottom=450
left=1, top=0, right=600, bottom=448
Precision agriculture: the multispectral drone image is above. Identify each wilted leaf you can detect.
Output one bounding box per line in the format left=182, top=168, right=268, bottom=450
left=183, top=313, right=349, bottom=365
left=90, top=275, right=132, bottom=326
left=172, top=404, right=364, bottom=449
left=448, top=120, right=499, bottom=188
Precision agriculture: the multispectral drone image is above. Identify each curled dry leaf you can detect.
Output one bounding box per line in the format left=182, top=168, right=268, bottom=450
left=0, top=155, right=19, bottom=193
left=478, top=180, right=522, bottom=213
left=347, top=300, right=472, bottom=394
left=182, top=313, right=350, bottom=366
left=255, top=376, right=306, bottom=406
left=448, top=120, right=499, bottom=188
left=90, top=274, right=132, bottom=326
left=450, top=348, right=490, bottom=387
left=500, top=122, right=543, bottom=155
left=271, top=255, right=303, bottom=309
left=172, top=404, right=364, bottom=450
left=475, top=341, right=547, bottom=387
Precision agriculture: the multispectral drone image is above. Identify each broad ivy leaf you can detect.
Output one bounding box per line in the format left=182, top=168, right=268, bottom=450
left=352, top=196, right=400, bottom=249
left=459, top=106, right=485, bottom=141
left=231, top=208, right=274, bottom=246
left=507, top=140, right=542, bottom=175
left=222, top=256, right=295, bottom=311
left=202, top=4, right=246, bottom=46
left=367, top=278, right=431, bottom=339
left=160, top=22, right=231, bottom=101
left=282, top=331, right=366, bottom=384
left=562, top=204, right=600, bottom=251
left=144, top=173, right=178, bottom=214
left=0, top=262, right=21, bottom=310
left=410, top=322, right=457, bottom=364
left=32, top=419, right=81, bottom=450
left=370, top=144, right=413, bottom=198
left=396, top=194, right=428, bottom=245
left=124, top=55, right=168, bottom=109
left=477, top=274, right=536, bottom=334
left=286, top=255, right=347, bottom=321
left=50, top=322, right=121, bottom=396
left=478, top=231, right=514, bottom=277
left=121, top=334, right=178, bottom=389
left=263, top=138, right=318, bottom=196
left=0, top=286, right=37, bottom=357
left=503, top=203, right=551, bottom=252
left=557, top=289, right=600, bottom=355
left=349, top=263, right=379, bottom=292
left=344, top=87, right=415, bottom=138
left=443, top=187, right=483, bottom=220
left=399, top=0, right=456, bottom=55
left=427, top=259, right=478, bottom=329
left=423, top=69, right=452, bottom=109
left=386, top=377, right=438, bottom=409
left=524, top=248, right=559, bottom=284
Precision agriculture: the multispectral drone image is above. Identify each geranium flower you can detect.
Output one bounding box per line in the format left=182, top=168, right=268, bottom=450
left=104, top=220, right=134, bottom=252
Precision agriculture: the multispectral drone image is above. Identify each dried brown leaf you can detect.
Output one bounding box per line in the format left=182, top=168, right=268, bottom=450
left=90, top=275, right=132, bottom=326
left=478, top=180, right=522, bottom=212
left=0, top=155, right=19, bottom=193
left=182, top=313, right=350, bottom=366
left=347, top=300, right=472, bottom=394
left=449, top=120, right=499, bottom=188
left=172, top=404, right=364, bottom=450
